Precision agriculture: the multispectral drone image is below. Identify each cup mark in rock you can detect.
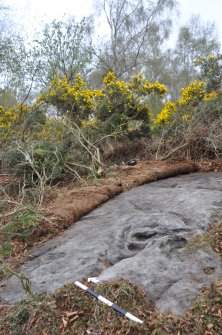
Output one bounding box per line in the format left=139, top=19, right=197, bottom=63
left=132, top=232, right=157, bottom=241
left=127, top=241, right=149, bottom=252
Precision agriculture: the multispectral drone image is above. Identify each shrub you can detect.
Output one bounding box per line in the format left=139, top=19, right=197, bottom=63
left=2, top=206, right=43, bottom=241
left=96, top=72, right=167, bottom=137
left=37, top=74, right=103, bottom=124
left=153, top=57, right=222, bottom=161
left=0, top=103, right=46, bottom=147
left=4, top=141, right=70, bottom=186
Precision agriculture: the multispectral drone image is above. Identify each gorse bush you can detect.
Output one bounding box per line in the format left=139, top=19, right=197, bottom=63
left=37, top=74, right=103, bottom=124
left=154, top=55, right=222, bottom=160
left=154, top=80, right=213, bottom=126
left=36, top=72, right=167, bottom=139
left=1, top=58, right=222, bottom=184
left=0, top=103, right=46, bottom=146
left=195, top=55, right=222, bottom=92
left=96, top=72, right=167, bottom=137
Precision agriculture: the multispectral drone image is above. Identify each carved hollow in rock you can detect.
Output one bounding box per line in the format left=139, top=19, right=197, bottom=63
left=127, top=241, right=149, bottom=252
left=132, top=231, right=157, bottom=241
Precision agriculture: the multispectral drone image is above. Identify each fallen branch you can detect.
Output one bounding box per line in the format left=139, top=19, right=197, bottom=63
left=160, top=143, right=189, bottom=161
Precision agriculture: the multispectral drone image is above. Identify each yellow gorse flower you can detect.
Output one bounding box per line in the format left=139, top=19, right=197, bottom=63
left=37, top=74, right=104, bottom=120
left=103, top=71, right=117, bottom=85
left=154, top=77, right=219, bottom=126
left=100, top=71, right=168, bottom=132
left=204, top=91, right=218, bottom=101
left=178, top=80, right=205, bottom=106
left=154, top=101, right=177, bottom=125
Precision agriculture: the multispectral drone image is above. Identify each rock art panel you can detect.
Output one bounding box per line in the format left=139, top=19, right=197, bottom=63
left=1, top=172, right=222, bottom=314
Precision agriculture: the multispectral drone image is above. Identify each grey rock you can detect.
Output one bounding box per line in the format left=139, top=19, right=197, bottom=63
left=1, top=172, right=222, bottom=314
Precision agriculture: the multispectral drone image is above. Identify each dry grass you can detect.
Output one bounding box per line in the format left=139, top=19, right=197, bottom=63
left=0, top=276, right=221, bottom=335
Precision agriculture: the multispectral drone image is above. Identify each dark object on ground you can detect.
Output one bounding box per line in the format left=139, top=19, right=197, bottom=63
left=128, top=159, right=137, bottom=166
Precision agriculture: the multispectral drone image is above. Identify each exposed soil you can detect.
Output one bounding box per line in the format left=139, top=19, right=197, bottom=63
left=46, top=160, right=198, bottom=224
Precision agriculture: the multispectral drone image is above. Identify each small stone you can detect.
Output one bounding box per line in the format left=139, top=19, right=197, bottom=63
left=128, top=159, right=137, bottom=166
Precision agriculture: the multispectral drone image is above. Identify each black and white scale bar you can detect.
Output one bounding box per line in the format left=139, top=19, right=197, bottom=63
left=74, top=281, right=143, bottom=324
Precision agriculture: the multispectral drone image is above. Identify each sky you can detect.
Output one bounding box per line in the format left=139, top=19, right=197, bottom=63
left=176, top=0, right=222, bottom=38
left=3, top=0, right=222, bottom=44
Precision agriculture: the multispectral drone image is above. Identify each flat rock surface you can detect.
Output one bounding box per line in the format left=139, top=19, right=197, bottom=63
left=1, top=172, right=222, bottom=314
